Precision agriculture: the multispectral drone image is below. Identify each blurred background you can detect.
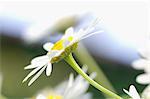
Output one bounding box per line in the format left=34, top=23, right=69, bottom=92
left=0, top=0, right=149, bottom=98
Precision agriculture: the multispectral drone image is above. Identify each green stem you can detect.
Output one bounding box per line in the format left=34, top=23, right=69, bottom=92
left=75, top=43, right=116, bottom=93
left=64, top=54, right=122, bottom=99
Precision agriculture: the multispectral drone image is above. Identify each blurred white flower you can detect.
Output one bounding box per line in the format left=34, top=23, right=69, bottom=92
left=32, top=66, right=96, bottom=99
left=123, top=85, right=141, bottom=99
left=124, top=84, right=150, bottom=99
left=132, top=43, right=150, bottom=84
left=142, top=85, right=150, bottom=99
left=128, top=42, right=150, bottom=99
left=23, top=18, right=102, bottom=86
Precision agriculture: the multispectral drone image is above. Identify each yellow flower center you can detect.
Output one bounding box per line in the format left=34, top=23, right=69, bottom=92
left=51, top=36, right=74, bottom=51
left=51, top=39, right=64, bottom=50
left=49, top=35, right=77, bottom=63
left=47, top=95, right=63, bottom=99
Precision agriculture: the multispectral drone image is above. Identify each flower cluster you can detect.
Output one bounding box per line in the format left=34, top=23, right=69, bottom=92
left=30, top=66, right=96, bottom=99
left=123, top=42, right=150, bottom=99
left=132, top=45, right=150, bottom=85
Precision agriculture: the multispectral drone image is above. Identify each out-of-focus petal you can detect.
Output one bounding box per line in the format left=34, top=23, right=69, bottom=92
left=76, top=93, right=92, bottom=99
left=132, top=59, right=149, bottom=70
left=123, top=85, right=140, bottom=99
left=136, top=73, right=150, bottom=84
left=65, top=27, right=74, bottom=35
left=142, top=85, right=150, bottom=99
left=46, top=63, right=52, bottom=76
left=64, top=74, right=74, bottom=96
left=138, top=45, right=150, bottom=59
left=129, top=85, right=140, bottom=99
left=48, top=50, right=63, bottom=58
left=43, top=42, right=54, bottom=51
left=36, top=94, right=46, bottom=99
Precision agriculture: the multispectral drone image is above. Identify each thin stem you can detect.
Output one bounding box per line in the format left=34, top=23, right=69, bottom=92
left=75, top=43, right=116, bottom=93
left=64, top=54, right=122, bottom=99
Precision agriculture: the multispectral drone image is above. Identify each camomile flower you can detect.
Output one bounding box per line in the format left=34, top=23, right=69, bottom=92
left=132, top=44, right=150, bottom=84
left=30, top=66, right=96, bottom=99
left=23, top=18, right=103, bottom=86
left=123, top=84, right=150, bottom=99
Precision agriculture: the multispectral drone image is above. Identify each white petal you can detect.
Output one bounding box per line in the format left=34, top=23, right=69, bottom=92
left=64, top=73, right=74, bottom=95
left=65, top=27, right=74, bottom=35
left=76, top=93, right=92, bottom=99
left=77, top=29, right=84, bottom=34
left=48, top=50, right=63, bottom=58
left=46, top=63, right=52, bottom=76
left=62, top=27, right=74, bottom=40
left=123, top=89, right=131, bottom=97
left=54, top=81, right=68, bottom=94
left=63, top=40, right=70, bottom=48
left=89, top=72, right=97, bottom=79
left=71, top=29, right=84, bottom=42
left=43, top=42, right=54, bottom=51
left=28, top=66, right=47, bottom=86
left=138, top=47, right=150, bottom=59
left=55, top=50, right=64, bottom=57
left=144, top=63, right=150, bottom=73
left=69, top=81, right=89, bottom=98
left=22, top=65, right=43, bottom=83
left=68, top=73, right=74, bottom=88
left=82, top=65, right=88, bottom=73
left=64, top=73, right=89, bottom=99
left=84, top=25, right=95, bottom=35
left=136, top=73, right=150, bottom=84
left=75, top=18, right=102, bottom=41
left=129, top=85, right=141, bottom=99
left=31, top=55, right=49, bottom=65
left=132, top=59, right=149, bottom=70
left=79, top=30, right=103, bottom=41
left=78, top=18, right=100, bottom=38
left=24, top=65, right=39, bottom=69
left=67, top=75, right=88, bottom=98
left=123, top=85, right=140, bottom=99
left=142, top=85, right=150, bottom=99
left=36, top=94, right=46, bottom=99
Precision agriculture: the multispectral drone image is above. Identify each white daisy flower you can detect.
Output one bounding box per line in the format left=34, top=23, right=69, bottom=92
left=132, top=43, right=150, bottom=85
left=23, top=18, right=103, bottom=86
left=31, top=66, right=96, bottom=99
left=123, top=85, right=141, bottom=99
